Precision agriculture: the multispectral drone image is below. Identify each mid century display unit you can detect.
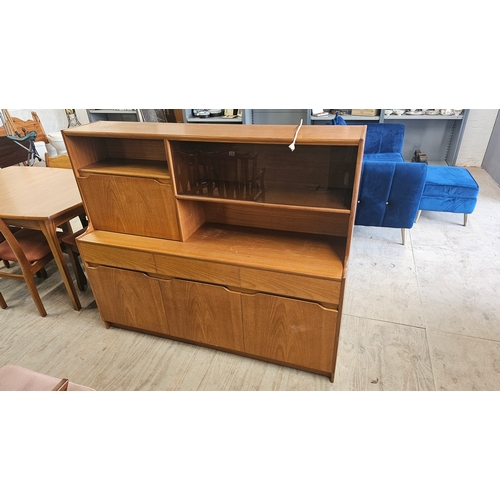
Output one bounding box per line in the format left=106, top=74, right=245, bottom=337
left=63, top=121, right=366, bottom=382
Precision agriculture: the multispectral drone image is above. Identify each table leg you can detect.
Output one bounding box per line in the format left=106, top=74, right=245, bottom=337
left=40, top=220, right=82, bottom=311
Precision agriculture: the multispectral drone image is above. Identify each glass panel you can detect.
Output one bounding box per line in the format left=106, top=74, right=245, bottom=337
left=170, top=142, right=358, bottom=210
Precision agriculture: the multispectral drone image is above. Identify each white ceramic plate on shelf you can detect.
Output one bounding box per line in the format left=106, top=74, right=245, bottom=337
left=406, top=111, right=424, bottom=115
left=425, top=110, right=440, bottom=115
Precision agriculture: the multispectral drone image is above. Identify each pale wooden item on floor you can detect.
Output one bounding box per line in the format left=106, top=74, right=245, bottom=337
left=63, top=122, right=365, bottom=382
left=44, top=152, right=71, bottom=169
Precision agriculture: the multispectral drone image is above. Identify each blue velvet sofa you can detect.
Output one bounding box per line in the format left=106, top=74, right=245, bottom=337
left=327, top=121, right=479, bottom=242
left=346, top=122, right=426, bottom=243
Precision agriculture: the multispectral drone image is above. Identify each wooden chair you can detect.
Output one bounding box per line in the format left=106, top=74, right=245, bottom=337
left=0, top=218, right=85, bottom=316
left=0, top=218, right=57, bottom=316
left=2, top=109, right=49, bottom=143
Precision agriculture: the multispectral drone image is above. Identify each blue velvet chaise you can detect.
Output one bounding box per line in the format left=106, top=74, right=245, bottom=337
left=328, top=121, right=479, bottom=242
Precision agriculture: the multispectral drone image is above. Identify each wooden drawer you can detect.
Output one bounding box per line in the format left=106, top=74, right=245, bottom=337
left=77, top=239, right=156, bottom=274
left=78, top=173, right=181, bottom=240
left=160, top=279, right=244, bottom=352
left=154, top=254, right=240, bottom=288
left=242, top=292, right=338, bottom=374
left=240, top=267, right=340, bottom=307
left=86, top=265, right=169, bottom=335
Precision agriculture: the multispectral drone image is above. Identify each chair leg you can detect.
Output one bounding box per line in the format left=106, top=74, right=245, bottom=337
left=415, top=210, right=422, bottom=223
left=464, top=213, right=469, bottom=226
left=66, top=247, right=87, bottom=291
left=24, top=273, right=47, bottom=317
left=2, top=260, right=10, bottom=268
left=0, top=292, right=7, bottom=309
left=401, top=228, right=407, bottom=245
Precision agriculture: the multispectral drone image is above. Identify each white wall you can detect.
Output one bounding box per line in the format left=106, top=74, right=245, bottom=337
left=456, top=109, right=498, bottom=167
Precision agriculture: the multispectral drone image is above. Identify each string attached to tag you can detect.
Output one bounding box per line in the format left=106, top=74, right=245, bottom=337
left=289, top=119, right=303, bottom=151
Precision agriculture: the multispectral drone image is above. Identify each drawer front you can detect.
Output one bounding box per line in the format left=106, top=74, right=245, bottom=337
left=160, top=279, right=244, bottom=352
left=242, top=293, right=338, bottom=373
left=154, top=254, right=240, bottom=288
left=78, top=240, right=157, bottom=274
left=78, top=174, right=181, bottom=240
left=240, top=267, right=340, bottom=307
left=87, top=265, right=169, bottom=335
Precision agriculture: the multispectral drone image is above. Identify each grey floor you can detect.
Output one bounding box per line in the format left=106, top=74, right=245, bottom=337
left=1, top=166, right=499, bottom=390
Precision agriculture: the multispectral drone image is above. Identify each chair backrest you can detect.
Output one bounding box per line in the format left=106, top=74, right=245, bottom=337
left=355, top=161, right=427, bottom=229
left=364, top=123, right=405, bottom=155
left=1, top=110, right=48, bottom=143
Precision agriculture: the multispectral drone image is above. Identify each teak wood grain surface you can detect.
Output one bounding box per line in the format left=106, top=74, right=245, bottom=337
left=65, top=122, right=365, bottom=381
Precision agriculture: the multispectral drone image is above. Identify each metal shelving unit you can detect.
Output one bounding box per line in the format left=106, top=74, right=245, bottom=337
left=308, top=109, right=469, bottom=165
left=86, top=109, right=141, bottom=122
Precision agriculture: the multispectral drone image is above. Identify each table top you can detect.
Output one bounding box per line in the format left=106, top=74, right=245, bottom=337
left=0, top=166, right=82, bottom=221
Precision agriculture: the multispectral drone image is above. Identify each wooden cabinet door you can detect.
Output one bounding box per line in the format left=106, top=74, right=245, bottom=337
left=78, top=174, right=181, bottom=240
left=160, top=279, right=244, bottom=352
left=86, top=265, right=169, bottom=335
left=242, top=293, right=338, bottom=373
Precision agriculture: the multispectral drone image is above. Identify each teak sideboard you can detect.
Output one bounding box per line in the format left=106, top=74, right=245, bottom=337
left=63, top=122, right=366, bottom=382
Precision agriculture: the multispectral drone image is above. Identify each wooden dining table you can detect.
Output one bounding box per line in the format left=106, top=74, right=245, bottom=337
left=0, top=166, right=85, bottom=310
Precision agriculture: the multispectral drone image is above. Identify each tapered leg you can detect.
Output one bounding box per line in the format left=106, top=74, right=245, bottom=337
left=0, top=292, right=7, bottom=309
left=464, top=213, right=469, bottom=226
left=415, top=210, right=422, bottom=223
left=24, top=272, right=47, bottom=317
left=401, top=228, right=406, bottom=245
left=40, top=220, right=81, bottom=311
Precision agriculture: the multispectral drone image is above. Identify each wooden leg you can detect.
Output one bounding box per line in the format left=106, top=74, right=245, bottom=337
left=24, top=272, right=47, bottom=317
left=40, top=220, right=81, bottom=311
left=2, top=260, right=10, bottom=268
left=415, top=210, right=422, bottom=223
left=0, top=292, right=7, bottom=309
left=464, top=213, right=469, bottom=226
left=401, top=228, right=407, bottom=245
left=66, top=246, right=87, bottom=291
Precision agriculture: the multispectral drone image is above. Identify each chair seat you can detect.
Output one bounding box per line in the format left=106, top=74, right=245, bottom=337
left=0, top=228, right=52, bottom=262
left=60, top=228, right=86, bottom=247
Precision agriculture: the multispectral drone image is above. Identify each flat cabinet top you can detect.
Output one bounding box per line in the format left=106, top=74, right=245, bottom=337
left=63, top=121, right=367, bottom=146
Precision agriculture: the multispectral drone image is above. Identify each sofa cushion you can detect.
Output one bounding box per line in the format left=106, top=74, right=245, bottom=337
left=364, top=123, right=405, bottom=155
left=356, top=161, right=427, bottom=229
